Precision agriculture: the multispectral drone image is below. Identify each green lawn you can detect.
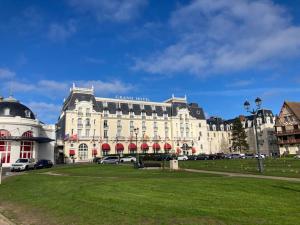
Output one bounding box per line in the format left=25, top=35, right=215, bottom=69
left=180, top=158, right=300, bottom=178
left=0, top=164, right=299, bottom=225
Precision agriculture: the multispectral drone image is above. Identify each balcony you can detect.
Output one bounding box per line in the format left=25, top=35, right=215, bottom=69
left=77, top=123, right=83, bottom=128
left=104, top=125, right=109, bottom=129
left=277, top=138, right=300, bottom=145
left=85, top=124, right=91, bottom=128
left=86, top=113, right=91, bottom=117
left=276, top=129, right=300, bottom=136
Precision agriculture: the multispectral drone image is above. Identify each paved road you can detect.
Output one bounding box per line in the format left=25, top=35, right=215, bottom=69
left=183, top=168, right=300, bottom=182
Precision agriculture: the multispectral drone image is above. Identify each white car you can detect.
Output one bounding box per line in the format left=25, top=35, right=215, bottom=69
left=11, top=158, right=35, bottom=171
left=255, top=154, right=266, bottom=159
left=120, top=156, right=136, bottom=163
left=177, top=155, right=188, bottom=161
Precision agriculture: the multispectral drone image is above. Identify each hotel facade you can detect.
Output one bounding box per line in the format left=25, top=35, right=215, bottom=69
left=56, top=85, right=208, bottom=162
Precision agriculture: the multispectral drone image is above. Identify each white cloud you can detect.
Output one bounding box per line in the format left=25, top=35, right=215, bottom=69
left=48, top=20, right=77, bottom=42
left=226, top=79, right=254, bottom=88
left=76, top=80, right=135, bottom=95
left=68, top=0, right=147, bottom=22
left=0, top=68, right=15, bottom=79
left=134, top=0, right=300, bottom=76
left=26, top=101, right=61, bottom=122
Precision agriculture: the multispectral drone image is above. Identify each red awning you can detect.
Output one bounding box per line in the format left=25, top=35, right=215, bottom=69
left=152, top=143, right=160, bottom=150
left=128, top=143, right=137, bottom=150
left=141, top=143, right=149, bottom=150
left=192, top=147, right=196, bottom=154
left=116, top=143, right=124, bottom=151
left=69, top=149, right=75, bottom=155
left=101, top=143, right=111, bottom=151
left=92, top=149, right=98, bottom=156
left=164, top=143, right=172, bottom=150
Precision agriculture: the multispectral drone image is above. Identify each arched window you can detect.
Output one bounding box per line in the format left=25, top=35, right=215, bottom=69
left=0, top=130, right=11, bottom=163
left=20, top=131, right=34, bottom=159
left=78, top=143, right=88, bottom=160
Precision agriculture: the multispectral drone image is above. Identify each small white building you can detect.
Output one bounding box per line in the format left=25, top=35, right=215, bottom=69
left=0, top=95, right=55, bottom=167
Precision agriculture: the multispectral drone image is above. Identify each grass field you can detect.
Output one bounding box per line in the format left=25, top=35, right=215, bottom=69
left=180, top=158, right=300, bottom=178
left=0, top=164, right=300, bottom=225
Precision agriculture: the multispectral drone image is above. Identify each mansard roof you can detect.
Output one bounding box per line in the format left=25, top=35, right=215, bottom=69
left=61, top=86, right=206, bottom=120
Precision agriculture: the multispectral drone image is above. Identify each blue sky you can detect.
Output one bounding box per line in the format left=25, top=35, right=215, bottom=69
left=1, top=0, right=300, bottom=123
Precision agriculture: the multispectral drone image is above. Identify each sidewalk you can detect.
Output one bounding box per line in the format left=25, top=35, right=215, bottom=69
left=0, top=212, right=15, bottom=225
left=183, top=169, right=300, bottom=182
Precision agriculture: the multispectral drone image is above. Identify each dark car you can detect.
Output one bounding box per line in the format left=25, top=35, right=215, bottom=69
left=245, top=153, right=255, bottom=159
left=197, top=154, right=209, bottom=160
left=34, top=160, right=53, bottom=169
left=208, top=154, right=217, bottom=160
left=188, top=155, right=198, bottom=160
left=93, top=157, right=102, bottom=163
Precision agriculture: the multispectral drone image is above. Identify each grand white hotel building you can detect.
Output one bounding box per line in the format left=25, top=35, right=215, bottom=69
left=56, top=85, right=208, bottom=162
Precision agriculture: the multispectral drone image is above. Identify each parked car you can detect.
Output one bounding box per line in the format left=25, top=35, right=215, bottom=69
left=34, top=159, right=53, bottom=169
left=208, top=154, right=217, bottom=160
left=239, top=153, right=245, bottom=159
left=255, top=154, right=266, bottom=159
left=92, top=157, right=102, bottom=163
left=216, top=153, right=225, bottom=159
left=225, top=154, right=232, bottom=159
left=188, top=155, right=198, bottom=160
left=11, top=158, right=35, bottom=171
left=231, top=154, right=241, bottom=159
left=120, top=156, right=136, bottom=163
left=245, top=153, right=255, bottom=159
left=99, top=156, right=120, bottom=164
left=294, top=155, right=300, bottom=159
left=197, top=154, right=209, bottom=160
left=177, top=155, right=188, bottom=161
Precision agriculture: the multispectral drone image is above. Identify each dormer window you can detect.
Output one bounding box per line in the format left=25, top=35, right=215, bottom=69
left=25, top=110, right=31, bottom=118
left=4, top=108, right=10, bottom=116
left=103, top=102, right=108, bottom=108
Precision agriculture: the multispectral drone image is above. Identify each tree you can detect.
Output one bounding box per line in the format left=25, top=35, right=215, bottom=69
left=231, top=118, right=249, bottom=152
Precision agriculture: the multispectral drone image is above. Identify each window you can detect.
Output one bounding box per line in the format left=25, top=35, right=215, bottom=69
left=86, top=129, right=90, bottom=137
left=199, top=123, right=201, bottom=128
left=24, top=110, right=31, bottom=118
left=104, top=130, right=108, bottom=138
left=130, top=121, right=134, bottom=129
left=77, top=129, right=82, bottom=137
left=78, top=143, right=88, bottom=160
left=86, top=118, right=91, bottom=127
left=20, top=131, right=33, bottom=159
left=104, top=110, right=109, bottom=118
left=4, top=108, right=10, bottom=116
left=86, top=108, right=91, bottom=117
left=78, top=118, right=83, bottom=128
left=0, top=130, right=11, bottom=163
left=117, top=120, right=122, bottom=129
left=104, top=120, right=108, bottom=128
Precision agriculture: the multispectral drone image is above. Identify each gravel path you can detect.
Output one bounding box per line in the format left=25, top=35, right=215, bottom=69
left=183, top=169, right=300, bottom=182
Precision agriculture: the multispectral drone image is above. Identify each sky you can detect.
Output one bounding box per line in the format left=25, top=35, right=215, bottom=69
left=1, top=0, right=300, bottom=124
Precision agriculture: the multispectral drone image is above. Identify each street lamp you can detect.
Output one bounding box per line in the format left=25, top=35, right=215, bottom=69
left=243, top=97, right=264, bottom=173
left=134, top=128, right=140, bottom=168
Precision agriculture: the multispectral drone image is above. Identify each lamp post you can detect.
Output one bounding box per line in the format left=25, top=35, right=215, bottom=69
left=244, top=97, right=264, bottom=173
left=134, top=128, right=139, bottom=168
